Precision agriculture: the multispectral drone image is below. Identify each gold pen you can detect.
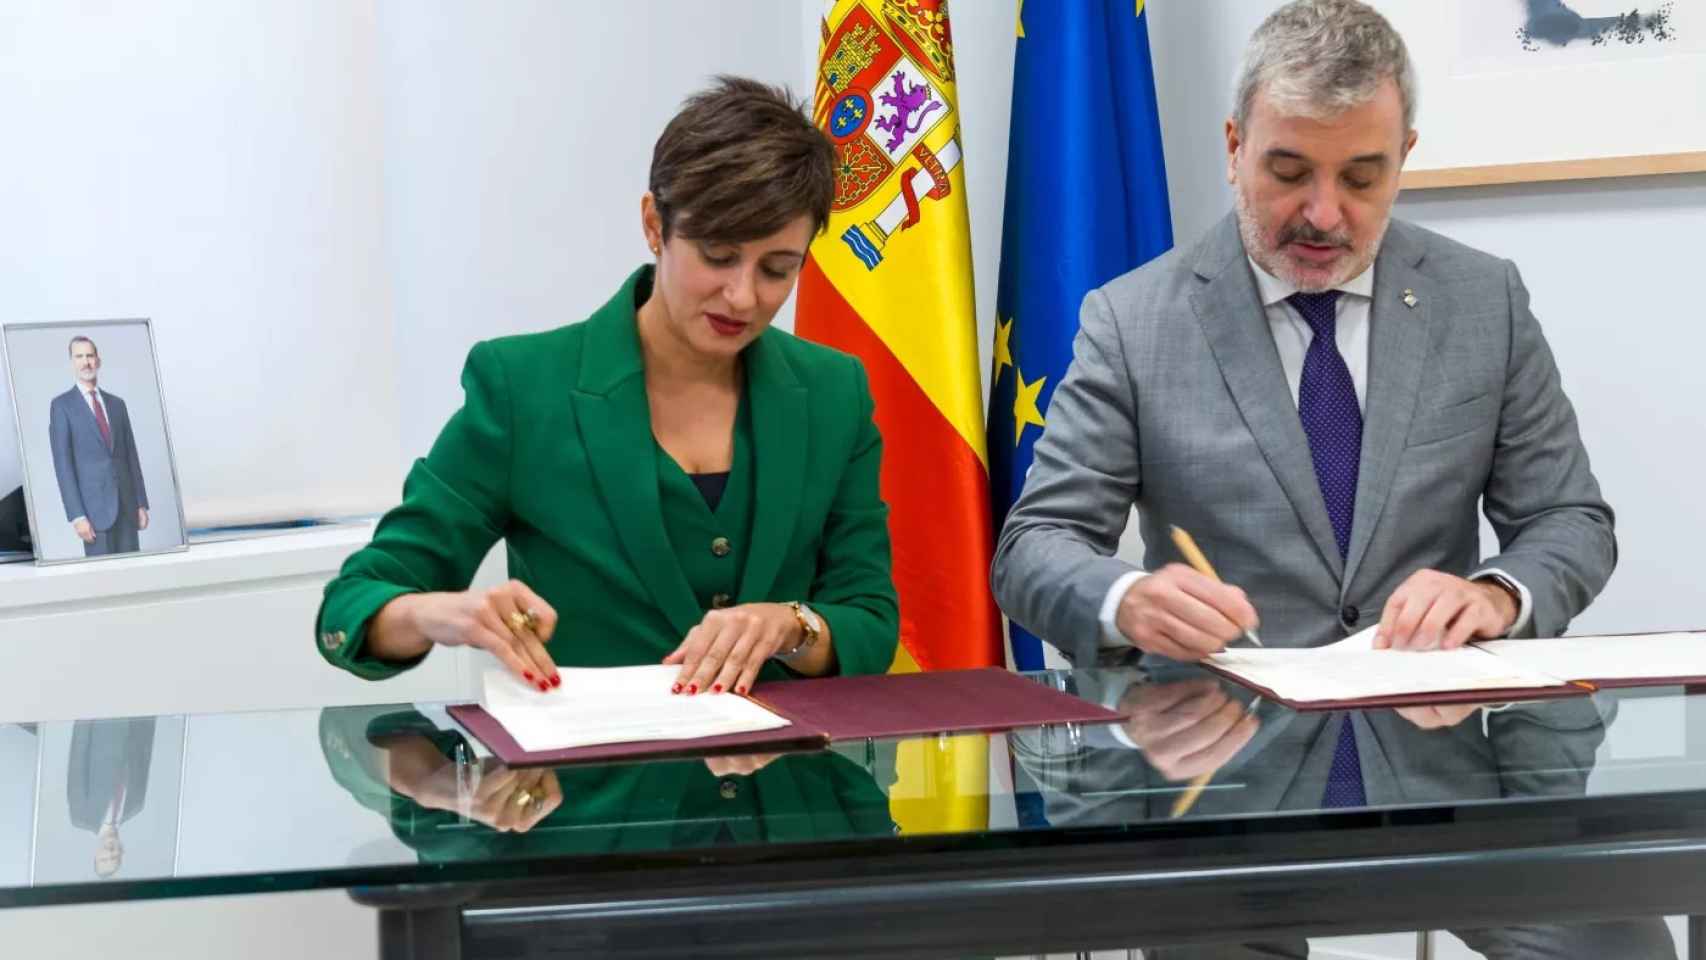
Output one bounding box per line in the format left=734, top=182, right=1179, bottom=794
left=1169, top=525, right=1262, bottom=648
left=1169, top=696, right=1263, bottom=818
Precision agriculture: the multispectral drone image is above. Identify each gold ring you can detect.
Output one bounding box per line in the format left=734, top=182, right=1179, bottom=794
left=512, top=788, right=536, bottom=809
left=506, top=611, right=533, bottom=633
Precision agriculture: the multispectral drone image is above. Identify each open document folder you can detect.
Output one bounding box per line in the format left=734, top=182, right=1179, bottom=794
left=448, top=666, right=1129, bottom=767
left=1202, top=628, right=1706, bottom=711
left=474, top=664, right=795, bottom=753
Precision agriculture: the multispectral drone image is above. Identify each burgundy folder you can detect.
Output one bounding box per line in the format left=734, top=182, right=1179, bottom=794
left=448, top=667, right=1125, bottom=767
left=748, top=667, right=1124, bottom=740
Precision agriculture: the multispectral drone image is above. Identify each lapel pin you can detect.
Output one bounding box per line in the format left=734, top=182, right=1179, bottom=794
left=1402, top=289, right=1418, bottom=309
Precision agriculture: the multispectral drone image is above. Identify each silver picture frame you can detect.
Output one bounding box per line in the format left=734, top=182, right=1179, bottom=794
left=1, top=319, right=190, bottom=565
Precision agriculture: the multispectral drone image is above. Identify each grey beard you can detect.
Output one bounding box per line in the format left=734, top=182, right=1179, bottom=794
left=1234, top=186, right=1390, bottom=292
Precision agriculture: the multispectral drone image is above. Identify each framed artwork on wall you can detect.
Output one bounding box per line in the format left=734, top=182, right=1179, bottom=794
left=1378, top=0, right=1706, bottom=188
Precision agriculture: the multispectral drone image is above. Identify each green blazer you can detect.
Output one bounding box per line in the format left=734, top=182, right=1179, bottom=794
left=318, top=266, right=899, bottom=680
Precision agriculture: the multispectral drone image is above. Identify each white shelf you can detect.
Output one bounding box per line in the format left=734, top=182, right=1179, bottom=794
left=0, top=520, right=475, bottom=723
left=0, top=522, right=378, bottom=614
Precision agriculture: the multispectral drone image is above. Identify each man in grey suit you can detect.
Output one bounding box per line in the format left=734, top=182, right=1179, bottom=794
left=49, top=336, right=150, bottom=557
left=993, top=0, right=1666, bottom=955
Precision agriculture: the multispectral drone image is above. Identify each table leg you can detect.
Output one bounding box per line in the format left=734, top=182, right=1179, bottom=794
left=378, top=905, right=462, bottom=960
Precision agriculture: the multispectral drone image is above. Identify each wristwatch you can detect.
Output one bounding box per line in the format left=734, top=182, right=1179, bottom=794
left=778, top=601, right=823, bottom=660
left=1477, top=572, right=1525, bottom=634
left=1478, top=572, right=1523, bottom=612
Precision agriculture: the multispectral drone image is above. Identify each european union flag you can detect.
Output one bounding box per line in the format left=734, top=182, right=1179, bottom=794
left=989, top=0, right=1174, bottom=670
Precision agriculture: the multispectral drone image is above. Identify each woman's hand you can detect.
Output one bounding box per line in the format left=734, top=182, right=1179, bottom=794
left=373, top=580, right=560, bottom=692
left=663, top=603, right=802, bottom=696
left=385, top=737, right=563, bottom=833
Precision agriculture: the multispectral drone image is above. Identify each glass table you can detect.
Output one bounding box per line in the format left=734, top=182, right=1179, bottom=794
left=2, top=667, right=1704, bottom=958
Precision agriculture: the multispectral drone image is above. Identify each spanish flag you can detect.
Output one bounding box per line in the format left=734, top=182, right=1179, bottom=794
left=797, top=0, right=1000, bottom=832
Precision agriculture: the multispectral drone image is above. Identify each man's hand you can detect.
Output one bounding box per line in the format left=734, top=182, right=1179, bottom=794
left=72, top=518, right=95, bottom=543
left=1375, top=570, right=1518, bottom=651
left=1114, top=564, right=1259, bottom=662
left=137, top=508, right=149, bottom=531
left=1117, top=678, right=1259, bottom=782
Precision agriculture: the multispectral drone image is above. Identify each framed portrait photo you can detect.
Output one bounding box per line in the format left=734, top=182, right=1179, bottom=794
left=0, top=360, right=28, bottom=563
left=1, top=319, right=188, bottom=565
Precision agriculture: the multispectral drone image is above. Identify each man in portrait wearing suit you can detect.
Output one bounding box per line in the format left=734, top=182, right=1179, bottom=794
left=67, top=718, right=156, bottom=880
left=48, top=336, right=149, bottom=557
left=992, top=1, right=1666, bottom=955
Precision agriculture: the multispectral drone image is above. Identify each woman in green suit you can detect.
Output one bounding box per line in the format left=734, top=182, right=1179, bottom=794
left=318, top=76, right=898, bottom=698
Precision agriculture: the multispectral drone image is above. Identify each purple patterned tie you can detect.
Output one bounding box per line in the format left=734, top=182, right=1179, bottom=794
left=1288, top=290, right=1367, bottom=808
left=1290, top=291, right=1359, bottom=560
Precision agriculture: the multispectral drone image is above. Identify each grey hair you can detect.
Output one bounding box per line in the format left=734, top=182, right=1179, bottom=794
left=1233, top=0, right=1418, bottom=133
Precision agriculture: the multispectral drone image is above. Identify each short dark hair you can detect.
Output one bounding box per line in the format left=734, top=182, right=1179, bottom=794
left=68, top=336, right=99, bottom=358
left=648, top=75, right=835, bottom=244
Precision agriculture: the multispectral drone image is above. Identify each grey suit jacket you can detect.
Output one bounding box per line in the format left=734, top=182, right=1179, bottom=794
left=48, top=386, right=148, bottom=530
left=993, top=213, right=1615, bottom=666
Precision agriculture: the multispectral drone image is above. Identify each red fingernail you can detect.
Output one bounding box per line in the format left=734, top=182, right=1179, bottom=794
left=688, top=684, right=698, bottom=694
left=524, top=672, right=535, bottom=682
left=537, top=681, right=550, bottom=692
left=551, top=675, right=561, bottom=688
left=736, top=685, right=747, bottom=695
left=712, top=683, right=723, bottom=693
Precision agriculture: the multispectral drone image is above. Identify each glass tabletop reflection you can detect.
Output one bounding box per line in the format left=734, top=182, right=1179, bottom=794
left=1, top=668, right=1703, bottom=908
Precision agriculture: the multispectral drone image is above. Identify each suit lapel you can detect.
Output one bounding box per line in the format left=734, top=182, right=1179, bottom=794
left=1341, top=227, right=1432, bottom=590
left=1189, top=217, right=1345, bottom=579
left=573, top=269, right=704, bottom=639
left=737, top=332, right=806, bottom=604
left=69, top=388, right=106, bottom=448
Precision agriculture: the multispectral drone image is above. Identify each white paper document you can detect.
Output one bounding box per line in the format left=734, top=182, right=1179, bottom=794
left=478, top=664, right=792, bottom=753
left=1203, top=628, right=1562, bottom=704
left=1203, top=629, right=1706, bottom=705
left=1478, top=632, right=1706, bottom=683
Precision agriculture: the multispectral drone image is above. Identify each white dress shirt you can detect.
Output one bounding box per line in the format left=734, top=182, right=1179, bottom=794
left=1096, top=257, right=1532, bottom=648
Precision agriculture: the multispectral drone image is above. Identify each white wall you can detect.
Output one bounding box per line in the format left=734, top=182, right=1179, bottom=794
left=0, top=1, right=402, bottom=527
left=379, top=0, right=806, bottom=459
